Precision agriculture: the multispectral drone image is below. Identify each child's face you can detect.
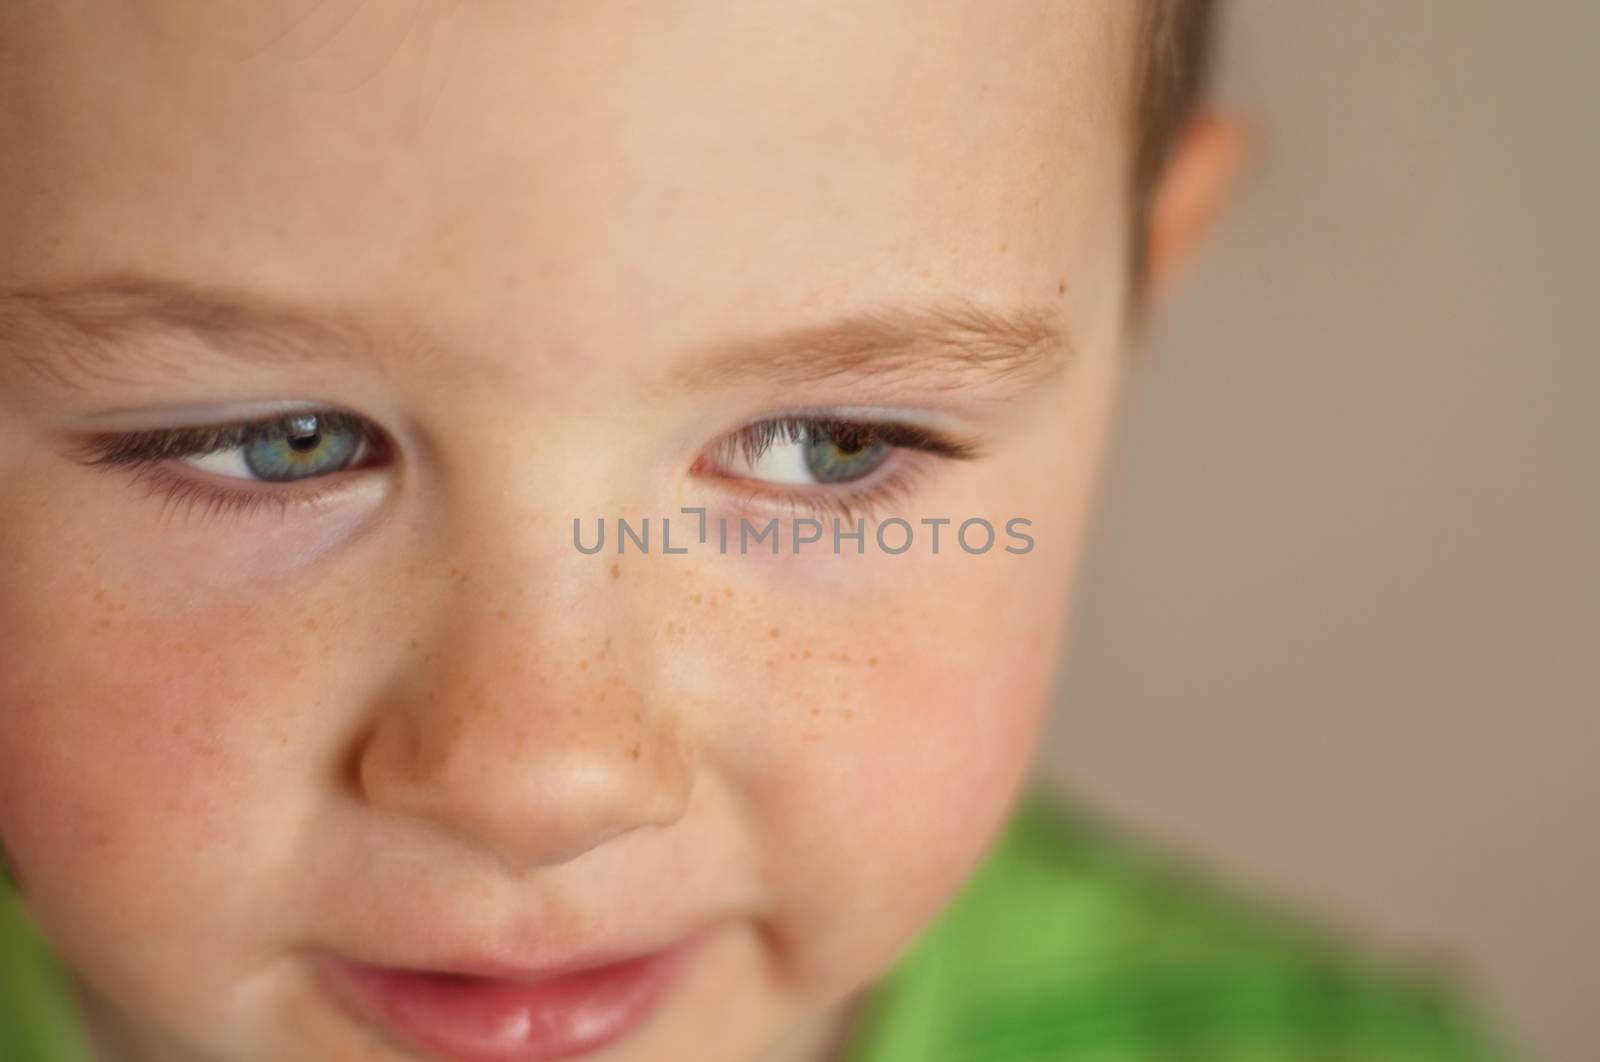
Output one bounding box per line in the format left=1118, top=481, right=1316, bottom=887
left=0, top=3, right=1137, bottom=1060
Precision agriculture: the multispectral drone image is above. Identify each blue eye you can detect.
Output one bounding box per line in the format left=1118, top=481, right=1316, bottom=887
left=703, top=415, right=975, bottom=491
left=70, top=408, right=390, bottom=523
left=200, top=415, right=366, bottom=483
left=75, top=409, right=385, bottom=486
left=802, top=432, right=891, bottom=484
left=714, top=420, right=899, bottom=487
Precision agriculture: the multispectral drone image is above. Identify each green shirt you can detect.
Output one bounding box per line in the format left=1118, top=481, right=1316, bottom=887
left=838, top=787, right=1505, bottom=1061
left=1, top=788, right=1506, bottom=1061
left=0, top=878, right=94, bottom=1061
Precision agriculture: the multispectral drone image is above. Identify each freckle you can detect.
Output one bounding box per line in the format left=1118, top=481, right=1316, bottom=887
left=304, top=617, right=319, bottom=632
left=810, top=707, right=820, bottom=716
left=408, top=638, right=419, bottom=649
left=1057, top=279, right=1068, bottom=295
left=723, top=587, right=734, bottom=599
left=578, top=659, right=589, bottom=671
left=1000, top=241, right=1008, bottom=253
left=838, top=650, right=851, bottom=663
left=632, top=709, right=641, bottom=723
left=610, top=564, right=621, bottom=579
left=842, top=710, right=855, bottom=720
left=768, top=627, right=780, bottom=639
left=802, top=648, right=812, bottom=659
left=628, top=743, right=640, bottom=761
left=690, top=593, right=702, bottom=605
left=868, top=656, right=879, bottom=667
left=496, top=608, right=507, bottom=620
left=572, top=706, right=584, bottom=718
left=801, top=732, right=819, bottom=744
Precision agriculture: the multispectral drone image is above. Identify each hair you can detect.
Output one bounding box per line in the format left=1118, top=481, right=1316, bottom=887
left=1130, top=0, right=1222, bottom=284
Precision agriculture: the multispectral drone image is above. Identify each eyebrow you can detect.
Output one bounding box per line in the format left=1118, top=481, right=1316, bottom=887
left=0, top=274, right=388, bottom=394
left=0, top=272, right=1071, bottom=398
left=672, top=295, right=1070, bottom=394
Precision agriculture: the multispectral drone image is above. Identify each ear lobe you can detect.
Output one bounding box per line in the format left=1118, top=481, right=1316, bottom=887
left=1143, top=113, right=1248, bottom=303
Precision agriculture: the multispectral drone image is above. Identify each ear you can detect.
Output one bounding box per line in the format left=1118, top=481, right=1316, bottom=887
left=1143, top=113, right=1248, bottom=304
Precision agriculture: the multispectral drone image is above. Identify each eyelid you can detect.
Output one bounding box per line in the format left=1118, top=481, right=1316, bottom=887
left=66, top=407, right=391, bottom=524
left=716, top=461, right=937, bottom=523
left=68, top=407, right=381, bottom=469
left=693, top=411, right=981, bottom=523
left=119, top=460, right=368, bottom=524
left=702, top=413, right=979, bottom=469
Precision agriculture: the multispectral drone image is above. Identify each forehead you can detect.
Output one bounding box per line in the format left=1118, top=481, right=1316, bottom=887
left=0, top=1, right=1135, bottom=364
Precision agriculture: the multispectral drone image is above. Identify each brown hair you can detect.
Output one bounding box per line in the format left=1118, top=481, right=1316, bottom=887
left=1131, top=0, right=1222, bottom=282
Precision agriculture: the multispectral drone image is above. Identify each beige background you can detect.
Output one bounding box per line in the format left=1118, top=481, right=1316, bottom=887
left=1038, top=3, right=1598, bottom=1060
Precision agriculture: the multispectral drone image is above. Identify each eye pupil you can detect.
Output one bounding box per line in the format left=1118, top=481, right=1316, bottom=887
left=828, top=426, right=867, bottom=454
left=287, top=432, right=320, bottom=453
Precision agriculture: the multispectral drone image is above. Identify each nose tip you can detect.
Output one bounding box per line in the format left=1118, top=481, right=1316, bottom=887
left=356, top=702, right=695, bottom=872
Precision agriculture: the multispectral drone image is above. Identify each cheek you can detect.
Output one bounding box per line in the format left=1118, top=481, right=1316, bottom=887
left=0, top=622, right=239, bottom=872
left=672, top=533, right=1077, bottom=992
left=0, top=607, right=246, bottom=906
left=0, top=505, right=320, bottom=987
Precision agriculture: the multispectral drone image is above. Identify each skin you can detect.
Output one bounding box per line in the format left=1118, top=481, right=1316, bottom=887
left=0, top=2, right=1235, bottom=1060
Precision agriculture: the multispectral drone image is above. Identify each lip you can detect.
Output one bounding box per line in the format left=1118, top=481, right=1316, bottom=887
left=320, top=933, right=705, bottom=1062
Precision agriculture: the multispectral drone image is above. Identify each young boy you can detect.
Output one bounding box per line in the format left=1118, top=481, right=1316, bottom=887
left=0, top=1, right=1503, bottom=1059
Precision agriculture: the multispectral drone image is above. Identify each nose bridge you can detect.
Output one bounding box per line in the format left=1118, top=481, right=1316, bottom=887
left=357, top=548, right=694, bottom=872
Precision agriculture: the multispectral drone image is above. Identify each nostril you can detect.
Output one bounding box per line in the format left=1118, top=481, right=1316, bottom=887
left=350, top=710, right=428, bottom=813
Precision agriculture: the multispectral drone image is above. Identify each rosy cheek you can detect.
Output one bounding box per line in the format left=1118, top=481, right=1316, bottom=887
left=682, top=558, right=1065, bottom=987
left=0, top=578, right=264, bottom=903
left=692, top=546, right=1064, bottom=811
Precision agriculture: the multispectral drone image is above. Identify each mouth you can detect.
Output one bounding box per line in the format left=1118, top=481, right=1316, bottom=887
left=319, top=933, right=705, bottom=1062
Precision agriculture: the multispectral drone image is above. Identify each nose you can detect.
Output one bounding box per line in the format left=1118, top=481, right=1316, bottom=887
left=355, top=591, right=695, bottom=872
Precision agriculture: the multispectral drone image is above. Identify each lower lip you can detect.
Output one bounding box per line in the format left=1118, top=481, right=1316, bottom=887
left=322, top=936, right=702, bottom=1062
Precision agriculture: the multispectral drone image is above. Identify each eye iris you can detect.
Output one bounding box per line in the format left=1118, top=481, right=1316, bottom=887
left=804, top=429, right=890, bottom=484
left=244, top=421, right=360, bottom=482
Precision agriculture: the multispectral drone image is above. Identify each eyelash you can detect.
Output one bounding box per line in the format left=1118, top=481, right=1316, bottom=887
left=68, top=410, right=977, bottom=525
left=699, top=415, right=980, bottom=521
left=69, top=408, right=387, bottom=524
